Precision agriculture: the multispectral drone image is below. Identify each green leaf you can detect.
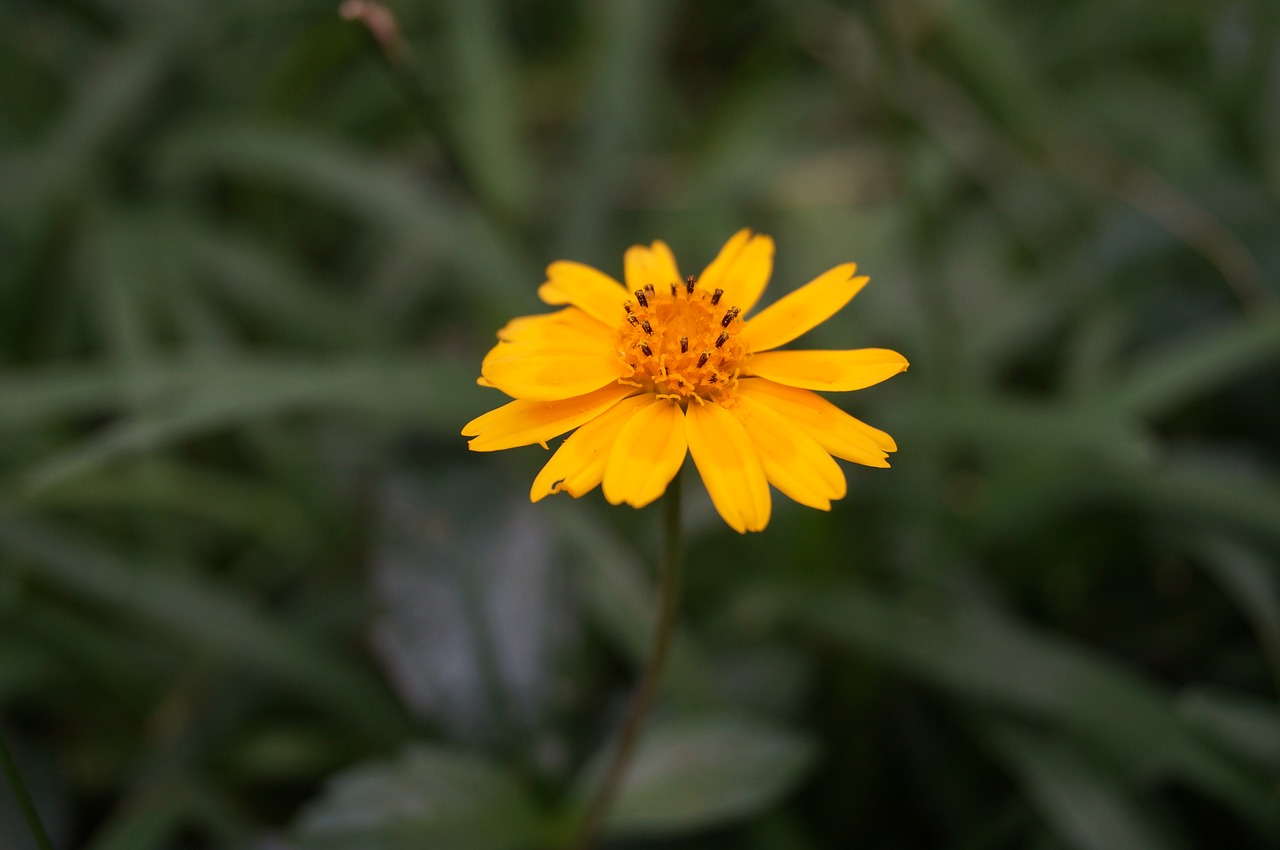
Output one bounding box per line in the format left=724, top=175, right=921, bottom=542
left=0, top=357, right=478, bottom=431
left=23, top=458, right=314, bottom=547
left=86, top=802, right=185, bottom=850
left=10, top=356, right=480, bottom=494
left=761, top=584, right=1278, bottom=831
left=0, top=732, right=65, bottom=850
left=369, top=472, right=577, bottom=745
left=576, top=716, right=816, bottom=836
left=0, top=513, right=411, bottom=743
left=4, top=12, right=194, bottom=218
left=179, top=223, right=384, bottom=347
left=0, top=644, right=58, bottom=700
left=1177, top=687, right=1280, bottom=773
left=157, top=125, right=451, bottom=232
left=1106, top=311, right=1280, bottom=418
left=156, top=124, right=538, bottom=306
left=1190, top=537, right=1280, bottom=680
left=556, top=0, right=675, bottom=258
left=893, top=395, right=1152, bottom=469
left=294, top=747, right=544, bottom=850
left=1111, top=460, right=1280, bottom=547
left=981, top=721, right=1185, bottom=850
left=440, top=0, right=535, bottom=218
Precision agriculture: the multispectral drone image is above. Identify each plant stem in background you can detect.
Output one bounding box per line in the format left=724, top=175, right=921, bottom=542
left=0, top=729, right=55, bottom=850
left=338, top=0, right=535, bottom=259
left=569, top=470, right=684, bottom=850
left=339, top=1, right=435, bottom=130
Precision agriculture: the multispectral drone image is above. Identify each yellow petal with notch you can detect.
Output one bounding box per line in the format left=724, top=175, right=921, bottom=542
left=602, top=398, right=688, bottom=508
left=740, top=264, right=868, bottom=353
left=463, top=383, right=636, bottom=451
left=497, top=307, right=611, bottom=345
left=537, top=261, right=628, bottom=325
left=730, top=395, right=846, bottom=510
left=624, top=240, right=681, bottom=292
left=531, top=395, right=655, bottom=501
left=696, top=229, right=775, bottom=317
left=685, top=402, right=771, bottom=533
left=482, top=344, right=624, bottom=401
left=738, top=378, right=895, bottom=465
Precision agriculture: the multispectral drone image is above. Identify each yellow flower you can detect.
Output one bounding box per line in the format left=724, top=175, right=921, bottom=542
left=462, top=229, right=908, bottom=533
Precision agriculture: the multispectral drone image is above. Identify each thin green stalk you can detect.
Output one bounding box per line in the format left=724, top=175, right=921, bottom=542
left=0, top=729, right=56, bottom=850
left=569, top=470, right=684, bottom=850
left=340, top=0, right=536, bottom=259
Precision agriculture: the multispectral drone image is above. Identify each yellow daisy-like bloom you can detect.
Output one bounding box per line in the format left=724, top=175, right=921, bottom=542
left=462, top=229, right=908, bottom=533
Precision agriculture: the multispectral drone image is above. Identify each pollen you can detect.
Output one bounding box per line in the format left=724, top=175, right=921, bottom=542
left=616, top=275, right=748, bottom=403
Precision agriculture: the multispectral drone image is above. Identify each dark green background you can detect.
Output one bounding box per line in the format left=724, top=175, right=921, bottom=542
left=2, top=0, right=1279, bottom=848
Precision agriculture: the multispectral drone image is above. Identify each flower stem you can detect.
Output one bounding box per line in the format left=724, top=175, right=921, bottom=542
left=569, top=470, right=684, bottom=850
left=0, top=729, right=55, bottom=850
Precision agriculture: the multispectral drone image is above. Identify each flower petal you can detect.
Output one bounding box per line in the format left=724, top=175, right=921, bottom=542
left=497, top=307, right=611, bottom=345
left=531, top=395, right=655, bottom=501
left=746, top=349, right=908, bottom=392
left=483, top=315, right=614, bottom=363
left=481, top=350, right=623, bottom=401
left=537, top=261, right=629, bottom=326
left=463, top=383, right=636, bottom=451
left=624, top=240, right=681, bottom=292
left=729, top=395, right=846, bottom=510
left=685, top=402, right=771, bottom=533
left=738, top=378, right=895, bottom=464
left=696, top=229, right=775, bottom=317
left=739, top=264, right=869, bottom=353
left=602, top=398, right=688, bottom=508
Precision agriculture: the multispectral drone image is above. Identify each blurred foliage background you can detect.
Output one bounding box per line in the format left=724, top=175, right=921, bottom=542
left=2, top=0, right=1280, bottom=848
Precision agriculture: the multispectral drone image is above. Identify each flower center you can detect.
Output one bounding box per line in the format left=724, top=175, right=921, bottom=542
left=615, top=276, right=748, bottom=405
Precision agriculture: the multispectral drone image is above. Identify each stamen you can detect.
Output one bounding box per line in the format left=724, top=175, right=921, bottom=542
left=617, top=272, right=744, bottom=402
